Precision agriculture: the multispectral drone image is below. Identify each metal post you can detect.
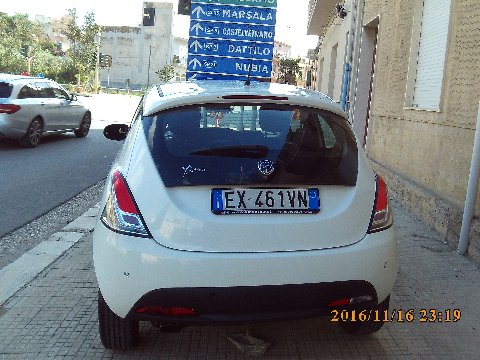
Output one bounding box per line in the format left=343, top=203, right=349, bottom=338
left=147, top=45, right=152, bottom=88
left=458, top=100, right=480, bottom=255
left=95, top=32, right=101, bottom=93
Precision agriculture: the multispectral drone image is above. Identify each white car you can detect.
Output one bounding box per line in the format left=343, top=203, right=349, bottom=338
left=0, top=74, right=90, bottom=147
left=93, top=81, right=397, bottom=350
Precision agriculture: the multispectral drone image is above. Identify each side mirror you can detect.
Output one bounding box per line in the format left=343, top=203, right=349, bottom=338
left=103, top=124, right=130, bottom=141
left=69, top=94, right=78, bottom=101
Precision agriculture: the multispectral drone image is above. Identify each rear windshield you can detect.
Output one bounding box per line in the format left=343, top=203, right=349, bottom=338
left=0, top=82, right=13, bottom=98
left=142, top=104, right=358, bottom=187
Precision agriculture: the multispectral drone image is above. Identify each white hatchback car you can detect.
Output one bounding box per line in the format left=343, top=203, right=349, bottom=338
left=93, top=81, right=397, bottom=350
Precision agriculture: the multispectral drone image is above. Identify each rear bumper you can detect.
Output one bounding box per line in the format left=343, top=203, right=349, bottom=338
left=0, top=115, right=28, bottom=139
left=129, top=281, right=377, bottom=324
left=93, top=222, right=397, bottom=319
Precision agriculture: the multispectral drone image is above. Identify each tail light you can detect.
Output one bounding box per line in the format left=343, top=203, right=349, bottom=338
left=367, top=175, right=393, bottom=233
left=0, top=104, right=21, bottom=114
left=101, top=170, right=151, bottom=237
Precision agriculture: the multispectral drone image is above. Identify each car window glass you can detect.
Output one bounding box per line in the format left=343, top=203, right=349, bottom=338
left=17, top=84, right=39, bottom=99
left=35, top=82, right=55, bottom=98
left=50, top=85, right=69, bottom=99
left=143, top=104, right=358, bottom=187
left=0, top=82, right=13, bottom=98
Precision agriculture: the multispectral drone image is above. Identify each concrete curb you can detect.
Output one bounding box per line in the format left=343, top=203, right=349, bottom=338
left=0, top=204, right=100, bottom=305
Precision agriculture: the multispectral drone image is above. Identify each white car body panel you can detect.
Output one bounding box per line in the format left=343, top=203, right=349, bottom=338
left=123, top=124, right=376, bottom=252
left=94, top=222, right=397, bottom=318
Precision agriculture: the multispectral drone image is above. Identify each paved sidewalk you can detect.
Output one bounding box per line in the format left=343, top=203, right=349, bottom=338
left=0, top=199, right=479, bottom=359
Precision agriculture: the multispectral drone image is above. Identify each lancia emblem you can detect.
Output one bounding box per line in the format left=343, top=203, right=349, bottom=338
left=257, top=160, right=275, bottom=176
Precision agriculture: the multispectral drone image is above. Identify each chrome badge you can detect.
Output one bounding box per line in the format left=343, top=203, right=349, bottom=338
left=257, top=160, right=275, bottom=176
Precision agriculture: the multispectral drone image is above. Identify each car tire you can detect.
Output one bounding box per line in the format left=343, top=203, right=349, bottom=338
left=19, top=117, right=43, bottom=148
left=98, top=290, right=139, bottom=350
left=74, top=112, right=91, bottom=138
left=339, top=295, right=390, bottom=335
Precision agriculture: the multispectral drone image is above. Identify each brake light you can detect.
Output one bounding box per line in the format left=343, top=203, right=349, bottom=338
left=222, top=95, right=288, bottom=101
left=0, top=104, right=21, bottom=114
left=101, top=170, right=150, bottom=237
left=367, top=175, right=393, bottom=233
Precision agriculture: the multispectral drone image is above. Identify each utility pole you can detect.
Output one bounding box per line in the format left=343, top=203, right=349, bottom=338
left=94, top=31, right=101, bottom=93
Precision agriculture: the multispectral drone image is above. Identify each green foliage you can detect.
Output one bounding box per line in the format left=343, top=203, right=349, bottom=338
left=156, top=64, right=175, bottom=83
left=0, top=10, right=101, bottom=88
left=279, top=57, right=302, bottom=85
left=63, top=8, right=102, bottom=86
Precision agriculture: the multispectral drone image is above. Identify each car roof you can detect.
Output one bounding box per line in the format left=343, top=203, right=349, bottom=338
left=0, top=73, right=51, bottom=84
left=143, top=80, right=347, bottom=119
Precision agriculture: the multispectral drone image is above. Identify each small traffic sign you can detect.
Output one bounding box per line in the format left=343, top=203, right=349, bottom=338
left=192, top=0, right=277, bottom=8
left=187, top=55, right=272, bottom=78
left=190, top=3, right=276, bottom=26
left=189, top=21, right=275, bottom=42
left=188, top=38, right=274, bottom=60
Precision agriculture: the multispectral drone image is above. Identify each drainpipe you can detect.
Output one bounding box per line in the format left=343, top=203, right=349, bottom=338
left=340, top=0, right=358, bottom=111
left=458, top=100, right=480, bottom=255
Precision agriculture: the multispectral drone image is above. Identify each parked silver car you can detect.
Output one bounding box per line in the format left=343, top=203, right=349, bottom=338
left=0, top=74, right=91, bottom=147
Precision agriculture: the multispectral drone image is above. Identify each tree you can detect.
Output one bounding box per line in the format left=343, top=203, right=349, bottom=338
left=0, top=12, right=74, bottom=80
left=279, top=57, right=302, bottom=85
left=156, top=64, right=175, bottom=83
left=63, top=8, right=101, bottom=87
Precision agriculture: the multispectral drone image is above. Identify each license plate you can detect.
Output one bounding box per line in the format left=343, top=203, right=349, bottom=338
left=211, top=188, right=320, bottom=214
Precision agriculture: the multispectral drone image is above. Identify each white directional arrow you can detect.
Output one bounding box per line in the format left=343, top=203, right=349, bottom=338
left=190, top=22, right=204, bottom=36
left=192, top=6, right=206, bottom=19
left=188, top=58, right=202, bottom=70
left=190, top=40, right=202, bottom=52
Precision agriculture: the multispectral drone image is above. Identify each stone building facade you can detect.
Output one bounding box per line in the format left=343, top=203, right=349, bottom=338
left=308, top=0, right=480, bottom=260
left=99, top=2, right=174, bottom=90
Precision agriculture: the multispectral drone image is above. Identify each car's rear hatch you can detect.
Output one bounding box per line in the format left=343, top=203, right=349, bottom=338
left=125, top=103, right=375, bottom=253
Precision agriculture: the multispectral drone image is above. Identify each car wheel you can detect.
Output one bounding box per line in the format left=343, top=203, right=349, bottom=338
left=74, top=112, right=91, bottom=138
left=339, top=295, right=390, bottom=335
left=98, top=290, right=139, bottom=349
left=19, top=118, right=43, bottom=148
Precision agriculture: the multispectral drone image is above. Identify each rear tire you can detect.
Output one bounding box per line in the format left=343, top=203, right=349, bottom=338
left=98, top=290, right=139, bottom=350
left=74, top=112, right=91, bottom=138
left=19, top=118, right=43, bottom=148
left=339, top=295, right=390, bottom=335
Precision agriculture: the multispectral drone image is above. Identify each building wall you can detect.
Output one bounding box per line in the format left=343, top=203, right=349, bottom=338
left=308, top=0, right=480, bottom=259
left=316, top=7, right=351, bottom=102
left=361, top=0, right=480, bottom=256
left=99, top=2, right=174, bottom=89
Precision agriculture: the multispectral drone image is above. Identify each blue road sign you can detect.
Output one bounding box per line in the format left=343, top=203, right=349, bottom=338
left=190, top=3, right=277, bottom=26
left=188, top=38, right=273, bottom=60
left=192, top=0, right=277, bottom=8
left=186, top=0, right=277, bottom=80
left=187, top=55, right=272, bottom=78
left=189, top=21, right=275, bottom=43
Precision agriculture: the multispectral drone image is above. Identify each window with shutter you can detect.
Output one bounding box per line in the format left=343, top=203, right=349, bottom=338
left=405, top=0, right=451, bottom=111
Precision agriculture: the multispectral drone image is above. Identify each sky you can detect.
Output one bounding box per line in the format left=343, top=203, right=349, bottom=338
left=1, top=0, right=318, bottom=56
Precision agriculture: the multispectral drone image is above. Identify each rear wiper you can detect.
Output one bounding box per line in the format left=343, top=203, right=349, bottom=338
left=190, top=145, right=268, bottom=159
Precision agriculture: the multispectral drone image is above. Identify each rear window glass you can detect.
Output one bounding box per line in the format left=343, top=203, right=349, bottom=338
left=142, top=104, right=358, bottom=187
left=0, top=82, right=13, bottom=98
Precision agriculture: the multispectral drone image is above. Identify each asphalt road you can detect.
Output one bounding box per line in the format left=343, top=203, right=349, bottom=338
left=0, top=94, right=140, bottom=238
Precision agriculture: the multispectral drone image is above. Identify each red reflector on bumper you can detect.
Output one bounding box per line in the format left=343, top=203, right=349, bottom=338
left=327, top=298, right=350, bottom=307
left=135, top=306, right=197, bottom=316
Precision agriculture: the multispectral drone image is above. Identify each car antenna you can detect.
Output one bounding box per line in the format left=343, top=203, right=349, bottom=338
left=244, top=57, right=254, bottom=86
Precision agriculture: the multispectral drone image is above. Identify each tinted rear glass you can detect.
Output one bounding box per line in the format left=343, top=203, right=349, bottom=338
left=0, top=82, right=13, bottom=98
left=142, top=104, right=358, bottom=187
